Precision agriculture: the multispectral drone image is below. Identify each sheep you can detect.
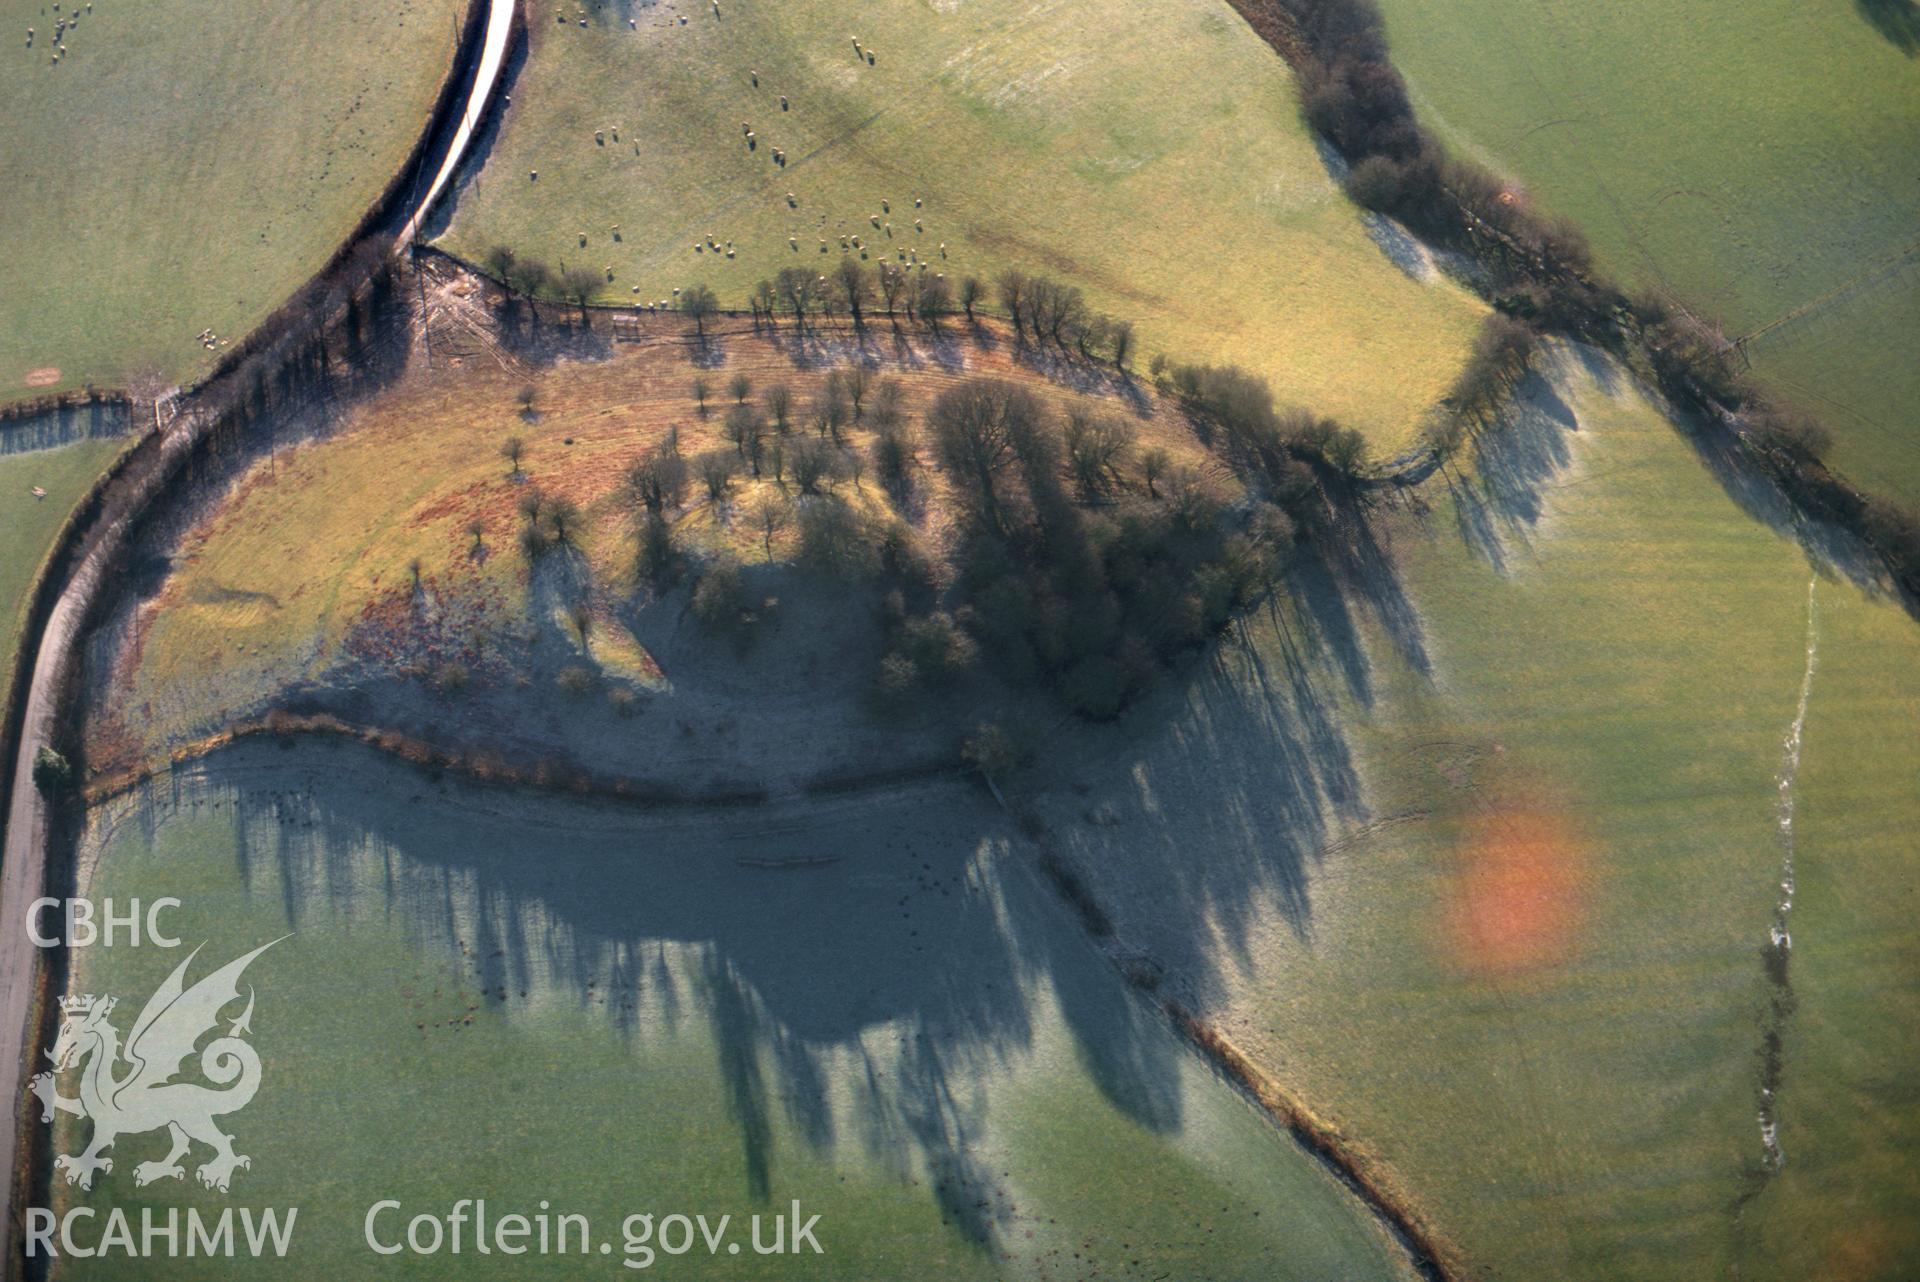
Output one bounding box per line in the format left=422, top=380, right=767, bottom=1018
left=915, top=196, right=922, bottom=208
left=594, top=129, right=604, bottom=144
left=881, top=199, right=890, bottom=213
left=578, top=231, right=588, bottom=246
left=780, top=95, right=789, bottom=110
left=789, top=237, right=798, bottom=249
left=870, top=215, right=881, bottom=228
left=914, top=219, right=922, bottom=231
left=612, top=224, right=622, bottom=240
left=786, top=191, right=797, bottom=206
left=530, top=169, right=538, bottom=180
left=628, top=17, right=636, bottom=27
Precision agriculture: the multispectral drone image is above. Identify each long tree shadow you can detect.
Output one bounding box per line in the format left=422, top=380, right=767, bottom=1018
left=1447, top=366, right=1581, bottom=571
left=1660, top=381, right=1898, bottom=601
left=0, top=400, right=129, bottom=456
left=107, top=735, right=1237, bottom=1254
left=1857, top=0, right=1920, bottom=52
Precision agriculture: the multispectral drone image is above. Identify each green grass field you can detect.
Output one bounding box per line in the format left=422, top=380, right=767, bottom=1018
left=0, top=0, right=464, bottom=405
left=0, top=424, right=126, bottom=743
left=1372, top=0, right=1920, bottom=500
left=1040, top=349, right=1920, bottom=1279
left=436, top=0, right=1486, bottom=445
left=51, top=745, right=1414, bottom=1280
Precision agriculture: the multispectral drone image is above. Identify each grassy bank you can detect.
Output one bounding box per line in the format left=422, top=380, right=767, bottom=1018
left=84, top=311, right=1221, bottom=787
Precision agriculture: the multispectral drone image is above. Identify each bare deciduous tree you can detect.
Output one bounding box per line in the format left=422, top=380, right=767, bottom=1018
left=765, top=382, right=793, bottom=434
left=917, top=273, right=952, bottom=325
left=775, top=266, right=821, bottom=327
left=544, top=495, right=583, bottom=545
left=1064, top=411, right=1137, bottom=497
left=697, top=449, right=736, bottom=502
left=833, top=258, right=871, bottom=328
left=751, top=278, right=778, bottom=329
left=680, top=283, right=719, bottom=337
left=749, top=491, right=790, bottom=560
left=877, top=263, right=907, bottom=316
left=995, top=269, right=1029, bottom=335
left=842, top=365, right=871, bottom=420
left=790, top=436, right=833, bottom=494
left=561, top=264, right=601, bottom=325
left=723, top=402, right=764, bottom=472
left=484, top=244, right=518, bottom=285
left=1141, top=446, right=1170, bottom=498
left=928, top=378, right=1042, bottom=529
left=867, top=377, right=905, bottom=432
left=627, top=443, right=688, bottom=513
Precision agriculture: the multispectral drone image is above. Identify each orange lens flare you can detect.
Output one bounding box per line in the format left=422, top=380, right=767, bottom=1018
left=1444, top=800, right=1588, bottom=977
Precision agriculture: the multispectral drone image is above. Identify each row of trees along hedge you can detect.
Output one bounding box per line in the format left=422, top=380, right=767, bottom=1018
left=1257, top=0, right=1920, bottom=595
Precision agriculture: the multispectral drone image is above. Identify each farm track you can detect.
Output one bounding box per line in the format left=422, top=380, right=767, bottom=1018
left=0, top=0, right=517, bottom=1268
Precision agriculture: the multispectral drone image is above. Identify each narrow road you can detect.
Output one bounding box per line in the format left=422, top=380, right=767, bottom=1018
left=0, top=0, right=515, bottom=1271
left=398, top=0, right=516, bottom=247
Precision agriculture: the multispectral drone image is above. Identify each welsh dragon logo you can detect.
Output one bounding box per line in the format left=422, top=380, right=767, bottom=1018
left=30, top=939, right=283, bottom=1193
